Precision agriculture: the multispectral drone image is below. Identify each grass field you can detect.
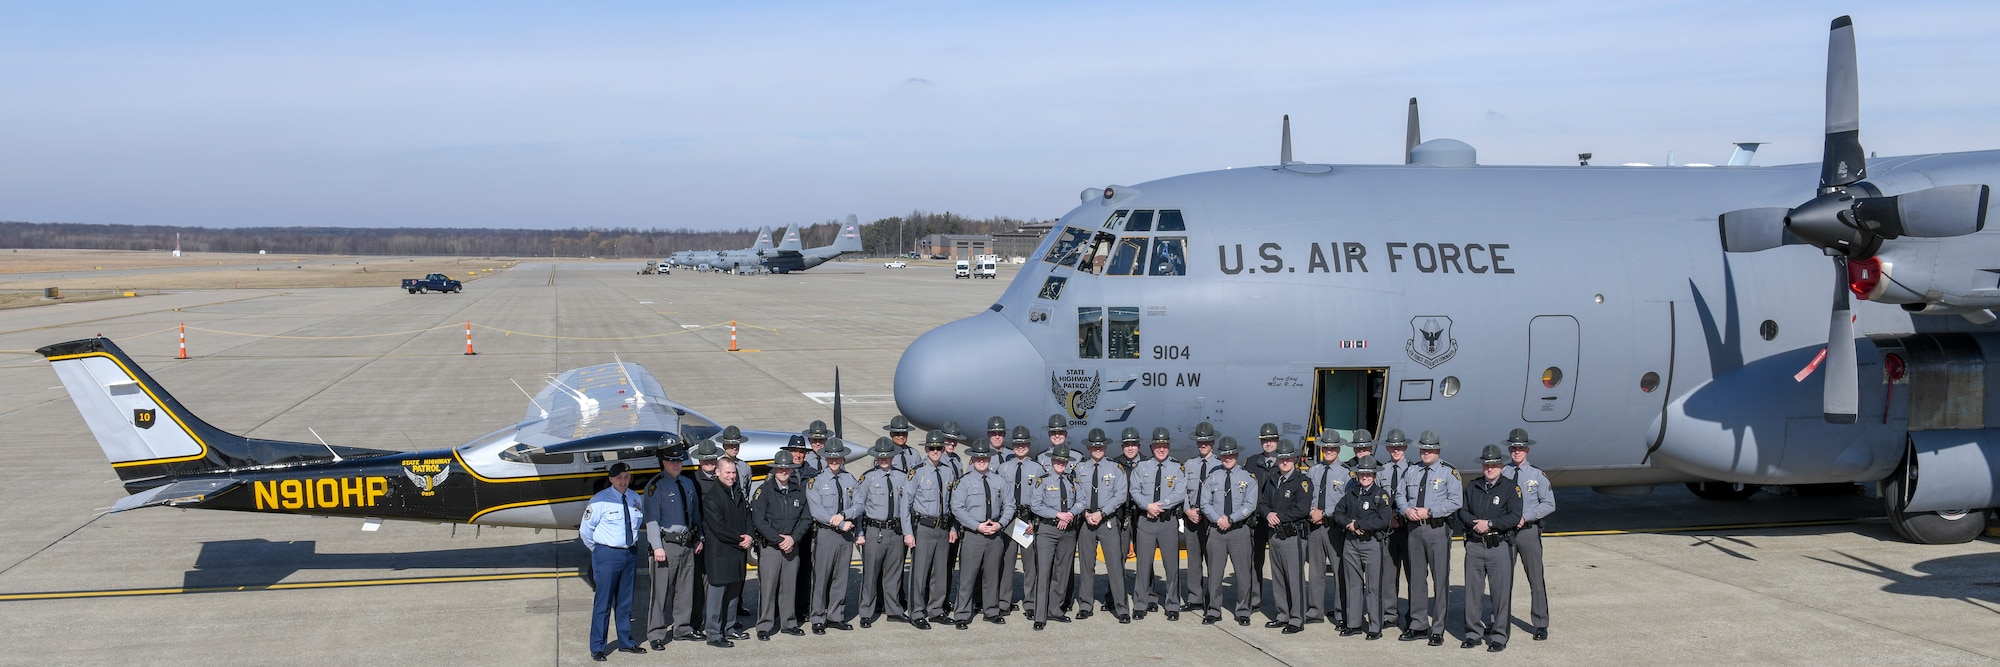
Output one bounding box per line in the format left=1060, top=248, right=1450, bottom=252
left=0, top=250, right=526, bottom=309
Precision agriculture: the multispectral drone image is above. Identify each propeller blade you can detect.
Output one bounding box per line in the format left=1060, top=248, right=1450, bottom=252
left=1824, top=258, right=1859, bottom=423
left=832, top=367, right=844, bottom=442
left=1280, top=114, right=1293, bottom=165
left=1854, top=183, right=1991, bottom=238
left=1405, top=98, right=1421, bottom=165
left=1718, top=207, right=1792, bottom=252
left=1820, top=15, right=1866, bottom=190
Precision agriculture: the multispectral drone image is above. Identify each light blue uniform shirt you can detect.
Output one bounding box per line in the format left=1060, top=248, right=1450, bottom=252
left=579, top=486, right=644, bottom=551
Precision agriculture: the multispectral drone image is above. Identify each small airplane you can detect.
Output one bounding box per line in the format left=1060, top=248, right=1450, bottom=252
left=894, top=16, right=2000, bottom=544
left=667, top=225, right=779, bottom=272
left=39, top=337, right=846, bottom=530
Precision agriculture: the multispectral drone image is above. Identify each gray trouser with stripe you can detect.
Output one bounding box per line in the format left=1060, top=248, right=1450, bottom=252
left=1384, top=520, right=1409, bottom=627
left=858, top=525, right=907, bottom=620
left=1205, top=524, right=1254, bottom=620
left=1406, top=522, right=1451, bottom=634
left=1133, top=516, right=1182, bottom=612
left=1304, top=523, right=1338, bottom=622
left=1343, top=532, right=1386, bottom=633
left=1034, top=524, right=1078, bottom=619
left=1182, top=519, right=1210, bottom=608
left=1077, top=518, right=1129, bottom=615
left=953, top=532, right=1007, bottom=622
left=1269, top=531, right=1306, bottom=626
left=1517, top=523, right=1548, bottom=628
left=1463, top=537, right=1515, bottom=645
left=809, top=526, right=856, bottom=624
left=756, top=547, right=801, bottom=633
left=645, top=542, right=696, bottom=641
left=910, top=523, right=952, bottom=618
left=1003, top=520, right=1039, bottom=613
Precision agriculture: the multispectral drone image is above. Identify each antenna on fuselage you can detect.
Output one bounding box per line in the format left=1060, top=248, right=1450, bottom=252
left=511, top=378, right=551, bottom=419
left=1405, top=97, right=1421, bottom=164
left=1280, top=114, right=1293, bottom=165
left=306, top=427, right=344, bottom=462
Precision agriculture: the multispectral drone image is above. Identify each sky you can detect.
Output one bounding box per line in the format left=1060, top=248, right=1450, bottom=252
left=3, top=1, right=1999, bottom=231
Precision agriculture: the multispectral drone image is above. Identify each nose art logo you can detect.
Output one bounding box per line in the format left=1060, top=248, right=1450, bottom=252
left=1050, top=371, right=1102, bottom=421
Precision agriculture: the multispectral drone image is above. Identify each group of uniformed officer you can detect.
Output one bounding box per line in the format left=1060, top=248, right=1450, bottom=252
left=582, top=415, right=1556, bottom=657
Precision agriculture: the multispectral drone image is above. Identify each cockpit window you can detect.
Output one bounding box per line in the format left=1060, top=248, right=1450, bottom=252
left=1103, top=210, right=1129, bottom=230
left=1108, top=307, right=1141, bottom=358
left=1075, top=232, right=1115, bottom=275
left=1043, top=227, right=1091, bottom=267
left=1078, top=307, right=1103, bottom=359
left=1107, top=237, right=1148, bottom=276
left=1124, top=210, right=1155, bottom=232
left=1038, top=276, right=1068, bottom=300
left=500, top=444, right=576, bottom=465
left=1148, top=237, right=1187, bottom=276
left=679, top=413, right=720, bottom=444
left=1156, top=210, right=1186, bottom=231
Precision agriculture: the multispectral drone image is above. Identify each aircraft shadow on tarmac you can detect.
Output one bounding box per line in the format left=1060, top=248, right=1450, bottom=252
left=1806, top=551, right=2000, bottom=611
left=183, top=537, right=586, bottom=590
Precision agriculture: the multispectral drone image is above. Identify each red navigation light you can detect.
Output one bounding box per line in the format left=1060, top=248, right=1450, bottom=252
left=1848, top=256, right=1882, bottom=299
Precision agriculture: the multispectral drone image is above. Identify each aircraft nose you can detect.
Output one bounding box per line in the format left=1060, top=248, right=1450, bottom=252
left=895, top=311, right=1045, bottom=432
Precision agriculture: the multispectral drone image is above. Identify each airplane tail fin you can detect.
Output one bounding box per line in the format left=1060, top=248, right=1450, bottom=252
left=832, top=215, right=863, bottom=254
left=777, top=225, right=803, bottom=252
left=753, top=227, right=775, bottom=251
left=38, top=338, right=393, bottom=490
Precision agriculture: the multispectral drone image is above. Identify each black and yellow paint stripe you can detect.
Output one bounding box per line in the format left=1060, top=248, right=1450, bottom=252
left=0, top=571, right=570, bottom=602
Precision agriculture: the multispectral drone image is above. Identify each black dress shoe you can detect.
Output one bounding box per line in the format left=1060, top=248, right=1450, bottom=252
left=1488, top=642, right=1506, bottom=652
left=954, top=620, right=970, bottom=630
left=829, top=621, right=851, bottom=631
left=860, top=618, right=874, bottom=629
left=1144, top=603, right=1159, bottom=612
left=1365, top=632, right=1382, bottom=640
left=1304, top=616, right=1324, bottom=625
left=1236, top=617, right=1251, bottom=627
left=1398, top=629, right=1422, bottom=641
left=1034, top=621, right=1046, bottom=631
left=707, top=639, right=734, bottom=648
left=1049, top=614, right=1072, bottom=623
left=1534, top=627, right=1548, bottom=641
left=985, top=615, right=1006, bottom=625
left=929, top=614, right=953, bottom=625
left=727, top=630, right=749, bottom=640
left=911, top=618, right=931, bottom=630
left=780, top=627, right=805, bottom=636
left=1076, top=609, right=1093, bottom=620
left=1460, top=638, right=1480, bottom=649
left=675, top=632, right=702, bottom=642
left=650, top=640, right=668, bottom=651
left=1133, top=610, right=1146, bottom=621
left=1201, top=616, right=1219, bottom=625
left=1428, top=634, right=1444, bottom=646
left=1265, top=620, right=1286, bottom=629
left=812, top=623, right=826, bottom=635
left=591, top=652, right=607, bottom=662
left=1117, top=614, right=1132, bottom=624
left=1282, top=625, right=1303, bottom=634
left=617, top=645, right=647, bottom=654
left=1339, top=627, right=1361, bottom=637
left=1164, top=611, right=1179, bottom=621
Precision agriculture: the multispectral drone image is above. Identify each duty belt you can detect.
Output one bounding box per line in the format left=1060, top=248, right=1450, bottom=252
left=1272, top=521, right=1310, bottom=540
left=1421, top=517, right=1451, bottom=528
left=1142, top=512, right=1178, bottom=523
left=911, top=512, right=952, bottom=530
left=862, top=517, right=902, bottom=533
left=661, top=530, right=696, bottom=546
left=1469, top=532, right=1512, bottom=547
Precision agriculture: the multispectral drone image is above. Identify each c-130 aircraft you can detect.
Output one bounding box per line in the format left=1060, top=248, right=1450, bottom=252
left=895, top=16, right=2000, bottom=544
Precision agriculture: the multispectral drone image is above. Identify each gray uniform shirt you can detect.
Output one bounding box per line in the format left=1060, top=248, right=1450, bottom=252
left=1127, top=458, right=1187, bottom=511
left=807, top=469, right=863, bottom=527
left=643, top=473, right=700, bottom=550
left=950, top=469, right=1017, bottom=531
left=901, top=460, right=956, bottom=534
left=857, top=466, right=905, bottom=522
left=1306, top=463, right=1347, bottom=514
left=995, top=457, right=1048, bottom=510
left=1031, top=469, right=1085, bottom=520
left=1075, top=458, right=1128, bottom=515
left=1506, top=461, right=1556, bottom=523
left=1399, top=460, right=1463, bottom=517
left=1182, top=455, right=1220, bottom=511
left=1200, top=467, right=1259, bottom=524
left=892, top=446, right=924, bottom=473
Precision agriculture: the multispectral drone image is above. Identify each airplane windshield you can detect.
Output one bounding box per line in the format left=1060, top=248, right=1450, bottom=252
left=1124, top=210, right=1154, bottom=232
left=1043, top=227, right=1092, bottom=267
left=1107, top=237, right=1148, bottom=275
left=1149, top=237, right=1187, bottom=276
left=678, top=412, right=721, bottom=444
left=1156, top=210, right=1186, bottom=231
left=1076, top=232, right=1115, bottom=275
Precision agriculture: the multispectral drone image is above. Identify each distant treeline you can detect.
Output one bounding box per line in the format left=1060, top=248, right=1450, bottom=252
left=0, top=210, right=1045, bottom=258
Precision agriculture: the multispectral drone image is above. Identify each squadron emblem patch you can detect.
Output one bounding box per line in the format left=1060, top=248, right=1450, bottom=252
left=1050, top=370, right=1102, bottom=421
left=401, top=457, right=453, bottom=496
left=1406, top=316, right=1459, bottom=369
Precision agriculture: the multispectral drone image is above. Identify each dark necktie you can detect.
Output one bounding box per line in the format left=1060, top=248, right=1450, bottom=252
left=834, top=475, right=847, bottom=521
left=1059, top=473, right=1069, bottom=511
left=678, top=477, right=692, bottom=530
left=1014, top=463, right=1026, bottom=504
left=1223, top=471, right=1235, bottom=519
left=1390, top=463, right=1401, bottom=502
left=623, top=491, right=638, bottom=548
left=933, top=466, right=945, bottom=515
left=1198, top=459, right=1211, bottom=504
left=981, top=474, right=995, bottom=524
left=1416, top=467, right=1431, bottom=508
left=1319, top=467, right=1333, bottom=510
left=1152, top=462, right=1163, bottom=503
left=1088, top=462, right=1101, bottom=511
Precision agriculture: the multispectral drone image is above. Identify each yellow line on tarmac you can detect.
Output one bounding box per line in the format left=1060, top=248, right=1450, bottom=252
left=0, top=571, right=569, bottom=602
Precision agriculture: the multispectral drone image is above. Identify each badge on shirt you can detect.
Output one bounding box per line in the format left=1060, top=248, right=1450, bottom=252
left=1165, top=475, right=1177, bottom=487
left=1432, top=479, right=1445, bottom=490
left=1491, top=496, right=1500, bottom=506
left=794, top=499, right=802, bottom=507
left=1362, top=501, right=1370, bottom=510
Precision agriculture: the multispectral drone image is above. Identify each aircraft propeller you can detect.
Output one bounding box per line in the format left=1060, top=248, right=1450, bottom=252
left=1716, top=15, right=1990, bottom=424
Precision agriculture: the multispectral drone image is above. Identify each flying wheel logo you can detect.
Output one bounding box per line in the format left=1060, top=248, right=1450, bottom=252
left=1050, top=370, right=1102, bottom=421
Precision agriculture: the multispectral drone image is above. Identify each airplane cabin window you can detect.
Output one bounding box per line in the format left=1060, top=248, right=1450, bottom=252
left=1156, top=210, right=1186, bottom=231
left=1038, top=276, right=1068, bottom=300
left=1107, top=237, right=1148, bottom=276
left=1078, top=307, right=1104, bottom=359
left=1125, top=210, right=1155, bottom=232
left=1148, top=237, right=1187, bottom=276
left=1104, top=210, right=1130, bottom=230
left=1108, top=307, right=1141, bottom=359
left=1044, top=227, right=1092, bottom=267
left=500, top=444, right=575, bottom=465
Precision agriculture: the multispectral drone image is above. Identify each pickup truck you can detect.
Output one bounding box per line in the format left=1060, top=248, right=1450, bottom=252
left=402, top=273, right=462, bottom=294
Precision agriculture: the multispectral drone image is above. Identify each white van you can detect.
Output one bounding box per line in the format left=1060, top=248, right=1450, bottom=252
left=975, top=260, right=998, bottom=279
left=954, top=260, right=972, bottom=279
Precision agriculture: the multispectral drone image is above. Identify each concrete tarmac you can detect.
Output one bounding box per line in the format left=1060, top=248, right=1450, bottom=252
left=0, top=260, right=1996, bottom=665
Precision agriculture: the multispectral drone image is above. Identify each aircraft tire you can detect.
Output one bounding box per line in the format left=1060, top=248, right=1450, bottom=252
left=1685, top=481, right=1759, bottom=501
left=1882, top=473, right=1987, bottom=545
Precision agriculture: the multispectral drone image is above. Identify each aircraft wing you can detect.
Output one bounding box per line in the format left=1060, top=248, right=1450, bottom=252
left=109, top=478, right=242, bottom=513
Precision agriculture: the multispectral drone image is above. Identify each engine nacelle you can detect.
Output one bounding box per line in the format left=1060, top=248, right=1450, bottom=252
left=1859, top=236, right=2000, bottom=312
